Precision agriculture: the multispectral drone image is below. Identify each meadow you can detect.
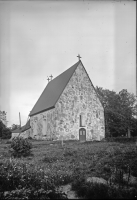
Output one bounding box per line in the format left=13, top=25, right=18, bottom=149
left=0, top=138, right=137, bottom=199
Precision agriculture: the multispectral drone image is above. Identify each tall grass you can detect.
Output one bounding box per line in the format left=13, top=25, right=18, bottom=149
left=0, top=139, right=137, bottom=199
left=0, top=159, right=67, bottom=199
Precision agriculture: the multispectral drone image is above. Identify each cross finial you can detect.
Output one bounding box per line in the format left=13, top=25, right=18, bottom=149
left=50, top=74, right=53, bottom=80
left=47, top=77, right=50, bottom=83
left=77, top=54, right=81, bottom=60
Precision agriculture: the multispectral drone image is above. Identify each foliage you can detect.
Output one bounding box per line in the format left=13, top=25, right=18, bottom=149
left=96, top=87, right=137, bottom=137
left=9, top=137, right=32, bottom=157
left=11, top=124, right=20, bottom=131
left=63, top=148, right=77, bottom=157
left=0, top=120, right=11, bottom=139
left=72, top=169, right=137, bottom=199
left=105, top=137, right=137, bottom=143
left=0, top=159, right=67, bottom=199
left=72, top=179, right=137, bottom=199
left=130, top=118, right=137, bottom=137
left=0, top=140, right=137, bottom=199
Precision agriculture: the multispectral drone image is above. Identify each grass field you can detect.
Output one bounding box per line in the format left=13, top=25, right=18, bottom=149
left=0, top=139, right=137, bottom=185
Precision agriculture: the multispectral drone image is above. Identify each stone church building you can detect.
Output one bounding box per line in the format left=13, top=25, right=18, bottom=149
left=24, top=58, right=105, bottom=141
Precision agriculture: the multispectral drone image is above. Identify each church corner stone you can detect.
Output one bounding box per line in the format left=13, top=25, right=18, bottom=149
left=30, top=62, right=105, bottom=141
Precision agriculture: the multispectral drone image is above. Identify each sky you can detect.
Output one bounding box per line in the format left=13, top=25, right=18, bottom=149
left=0, top=0, right=136, bottom=127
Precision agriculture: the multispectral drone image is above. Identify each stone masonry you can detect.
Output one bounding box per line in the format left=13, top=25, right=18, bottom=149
left=30, top=62, right=105, bottom=141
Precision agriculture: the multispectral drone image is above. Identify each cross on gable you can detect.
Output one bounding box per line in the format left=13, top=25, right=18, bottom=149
left=77, top=54, right=82, bottom=60
left=47, top=77, right=50, bottom=82
left=50, top=74, right=53, bottom=80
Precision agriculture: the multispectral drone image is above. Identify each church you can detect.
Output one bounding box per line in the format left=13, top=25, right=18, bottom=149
left=13, top=56, right=105, bottom=141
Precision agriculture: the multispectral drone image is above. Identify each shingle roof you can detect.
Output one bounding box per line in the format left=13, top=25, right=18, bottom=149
left=12, top=126, right=25, bottom=133
left=29, top=60, right=80, bottom=116
left=21, top=119, right=31, bottom=132
left=12, top=120, right=31, bottom=133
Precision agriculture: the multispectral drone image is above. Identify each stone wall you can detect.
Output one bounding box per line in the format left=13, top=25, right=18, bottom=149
left=30, top=62, right=105, bottom=141
left=30, top=109, right=56, bottom=140
left=11, top=132, right=20, bottom=138
left=54, top=62, right=105, bottom=140
left=11, top=129, right=31, bottom=139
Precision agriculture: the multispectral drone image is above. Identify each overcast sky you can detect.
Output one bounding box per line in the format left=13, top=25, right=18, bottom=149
left=0, top=0, right=136, bottom=127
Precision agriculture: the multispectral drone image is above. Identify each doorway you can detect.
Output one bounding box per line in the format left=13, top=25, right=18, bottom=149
left=79, top=128, right=86, bottom=142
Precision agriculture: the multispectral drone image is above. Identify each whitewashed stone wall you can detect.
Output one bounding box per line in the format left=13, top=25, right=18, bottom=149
left=11, top=132, right=20, bottom=138
left=30, top=62, right=105, bottom=141
left=21, top=129, right=31, bottom=138
left=11, top=129, right=31, bottom=139
left=30, top=109, right=56, bottom=140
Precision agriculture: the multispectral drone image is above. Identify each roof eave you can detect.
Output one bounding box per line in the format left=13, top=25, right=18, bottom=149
left=29, top=106, right=55, bottom=117
left=80, top=60, right=104, bottom=109
left=21, top=126, right=31, bottom=132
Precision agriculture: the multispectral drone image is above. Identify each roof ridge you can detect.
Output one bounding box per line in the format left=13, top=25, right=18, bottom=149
left=50, top=60, right=80, bottom=82
left=53, top=60, right=80, bottom=106
left=29, top=60, right=80, bottom=116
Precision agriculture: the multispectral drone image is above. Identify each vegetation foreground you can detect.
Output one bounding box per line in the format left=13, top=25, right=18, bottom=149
left=0, top=139, right=137, bottom=199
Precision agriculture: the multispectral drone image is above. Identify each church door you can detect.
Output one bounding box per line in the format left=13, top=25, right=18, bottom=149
left=79, top=128, right=86, bottom=142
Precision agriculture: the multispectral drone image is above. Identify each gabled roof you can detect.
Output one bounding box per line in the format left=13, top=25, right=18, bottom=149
left=12, top=120, right=31, bottom=133
left=21, top=119, right=31, bottom=132
left=29, top=60, right=80, bottom=116
left=12, top=126, right=25, bottom=133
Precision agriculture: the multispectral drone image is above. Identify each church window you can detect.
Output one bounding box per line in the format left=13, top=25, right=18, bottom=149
left=80, top=114, right=86, bottom=127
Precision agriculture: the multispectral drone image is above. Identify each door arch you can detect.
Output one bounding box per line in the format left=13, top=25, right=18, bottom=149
left=79, top=128, right=86, bottom=142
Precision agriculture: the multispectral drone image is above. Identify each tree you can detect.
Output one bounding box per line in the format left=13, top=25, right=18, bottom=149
left=96, top=87, right=137, bottom=137
left=11, top=124, right=20, bottom=131
left=0, top=120, right=6, bottom=138
left=0, top=120, right=11, bottom=139
left=118, top=89, right=137, bottom=137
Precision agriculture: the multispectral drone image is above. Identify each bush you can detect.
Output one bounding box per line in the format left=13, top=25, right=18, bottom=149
left=28, top=136, right=32, bottom=140
left=0, top=120, right=12, bottom=139
left=72, top=176, right=110, bottom=199
left=1, top=188, right=67, bottom=199
left=105, top=137, right=136, bottom=143
left=71, top=174, right=137, bottom=199
left=63, top=148, right=76, bottom=157
left=1, top=129, right=12, bottom=139
left=0, top=159, right=67, bottom=199
left=9, top=137, right=32, bottom=157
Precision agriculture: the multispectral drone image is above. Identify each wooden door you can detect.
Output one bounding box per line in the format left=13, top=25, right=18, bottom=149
left=79, top=128, right=86, bottom=142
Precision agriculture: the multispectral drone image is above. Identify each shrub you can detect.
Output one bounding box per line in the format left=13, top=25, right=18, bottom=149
left=0, top=159, right=67, bottom=199
left=28, top=136, right=33, bottom=140
left=51, top=172, right=73, bottom=186
left=9, top=137, right=32, bottom=157
left=73, top=180, right=137, bottom=199
left=63, top=148, right=76, bottom=157
left=1, top=188, right=67, bottom=199
left=72, top=176, right=109, bottom=199
left=43, top=155, right=57, bottom=163
left=1, top=128, right=12, bottom=139
left=105, top=137, right=136, bottom=143
left=0, top=120, right=12, bottom=139
left=71, top=173, right=137, bottom=199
